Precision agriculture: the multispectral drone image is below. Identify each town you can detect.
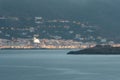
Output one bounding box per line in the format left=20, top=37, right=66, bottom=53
left=0, top=16, right=118, bottom=49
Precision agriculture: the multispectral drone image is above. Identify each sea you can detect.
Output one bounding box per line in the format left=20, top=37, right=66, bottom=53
left=0, top=50, right=120, bottom=80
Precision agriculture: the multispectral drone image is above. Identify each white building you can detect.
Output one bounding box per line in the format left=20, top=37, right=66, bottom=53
left=33, top=37, right=40, bottom=44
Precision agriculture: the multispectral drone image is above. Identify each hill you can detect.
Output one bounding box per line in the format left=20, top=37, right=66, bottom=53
left=0, top=0, right=120, bottom=40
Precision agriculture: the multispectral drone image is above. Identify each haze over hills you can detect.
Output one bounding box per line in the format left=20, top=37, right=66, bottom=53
left=0, top=0, right=120, bottom=39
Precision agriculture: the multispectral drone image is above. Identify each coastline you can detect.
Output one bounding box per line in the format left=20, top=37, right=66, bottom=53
left=67, top=45, right=120, bottom=55
left=0, top=48, right=80, bottom=50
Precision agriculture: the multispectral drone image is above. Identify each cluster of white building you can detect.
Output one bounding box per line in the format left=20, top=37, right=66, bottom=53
left=0, top=37, right=96, bottom=49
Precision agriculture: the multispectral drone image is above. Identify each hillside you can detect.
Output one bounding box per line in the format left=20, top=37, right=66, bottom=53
left=0, top=0, right=120, bottom=40
left=0, top=16, right=110, bottom=43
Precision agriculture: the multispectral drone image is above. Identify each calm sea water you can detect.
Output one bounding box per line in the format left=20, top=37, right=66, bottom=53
left=0, top=50, right=120, bottom=80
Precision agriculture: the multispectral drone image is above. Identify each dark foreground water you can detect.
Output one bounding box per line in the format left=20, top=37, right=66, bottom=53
left=0, top=50, right=120, bottom=80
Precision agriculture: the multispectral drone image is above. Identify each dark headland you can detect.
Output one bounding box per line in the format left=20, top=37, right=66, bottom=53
left=67, top=45, right=120, bottom=55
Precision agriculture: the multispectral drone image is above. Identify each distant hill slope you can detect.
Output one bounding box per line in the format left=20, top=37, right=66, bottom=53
left=0, top=0, right=120, bottom=39
left=0, top=16, right=110, bottom=43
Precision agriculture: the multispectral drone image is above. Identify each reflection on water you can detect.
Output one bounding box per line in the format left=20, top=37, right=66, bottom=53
left=0, top=50, right=120, bottom=80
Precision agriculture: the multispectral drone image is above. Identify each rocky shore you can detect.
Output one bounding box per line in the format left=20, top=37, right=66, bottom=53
left=67, top=45, right=120, bottom=55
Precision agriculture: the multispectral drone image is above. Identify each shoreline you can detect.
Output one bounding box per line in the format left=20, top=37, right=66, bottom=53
left=0, top=48, right=80, bottom=50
